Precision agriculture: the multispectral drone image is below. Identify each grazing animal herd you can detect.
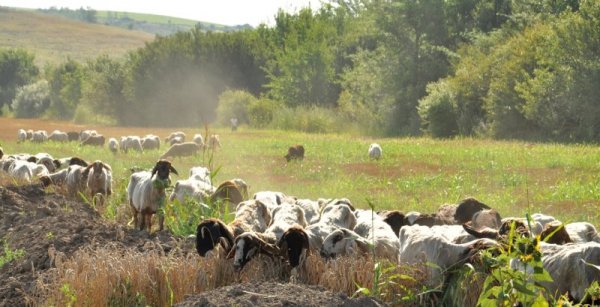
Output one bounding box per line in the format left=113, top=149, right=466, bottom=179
left=3, top=128, right=600, bottom=302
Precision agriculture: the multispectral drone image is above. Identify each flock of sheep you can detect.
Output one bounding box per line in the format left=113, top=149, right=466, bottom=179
left=2, top=127, right=599, bottom=302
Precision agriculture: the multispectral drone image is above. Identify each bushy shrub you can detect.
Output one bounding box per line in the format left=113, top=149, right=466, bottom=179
left=215, top=89, right=256, bottom=127
left=73, top=103, right=116, bottom=125
left=269, top=105, right=341, bottom=134
left=11, top=80, right=50, bottom=118
left=248, top=98, right=282, bottom=128
left=418, top=82, right=458, bottom=138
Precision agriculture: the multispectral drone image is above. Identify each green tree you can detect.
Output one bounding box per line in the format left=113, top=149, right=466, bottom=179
left=11, top=80, right=50, bottom=118
left=80, top=55, right=127, bottom=123
left=0, top=49, right=39, bottom=114
left=46, top=59, right=83, bottom=120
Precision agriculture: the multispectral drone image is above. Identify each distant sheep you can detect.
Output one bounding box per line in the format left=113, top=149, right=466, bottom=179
left=141, top=134, right=160, bottom=150
left=128, top=160, right=178, bottom=231
left=208, top=134, right=221, bottom=149
left=48, top=130, right=68, bottom=142
left=121, top=136, right=143, bottom=153
left=81, top=134, right=105, bottom=146
left=66, top=131, right=80, bottom=141
left=368, top=143, right=382, bottom=160
left=169, top=136, right=184, bottom=146
left=192, top=134, right=204, bottom=147
left=79, top=130, right=97, bottom=141
left=32, top=130, right=48, bottom=143
left=165, top=131, right=186, bottom=144
left=285, top=145, right=304, bottom=162
left=108, top=138, right=119, bottom=154
left=17, top=129, right=27, bottom=143
left=160, top=142, right=201, bottom=159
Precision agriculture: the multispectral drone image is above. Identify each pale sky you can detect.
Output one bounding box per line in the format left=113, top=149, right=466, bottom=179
left=0, top=0, right=323, bottom=26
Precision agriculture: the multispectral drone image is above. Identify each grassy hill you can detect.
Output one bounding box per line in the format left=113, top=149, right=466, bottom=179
left=0, top=7, right=155, bottom=66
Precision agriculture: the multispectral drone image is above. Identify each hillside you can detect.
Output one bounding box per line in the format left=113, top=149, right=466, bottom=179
left=0, top=7, right=154, bottom=66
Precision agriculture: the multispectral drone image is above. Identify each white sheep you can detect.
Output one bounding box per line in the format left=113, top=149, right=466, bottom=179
left=192, top=134, right=204, bottom=147
left=295, top=199, right=321, bottom=225
left=564, top=222, right=600, bottom=243
left=303, top=203, right=357, bottom=252
left=165, top=131, right=186, bottom=144
left=108, top=138, right=119, bottom=154
left=141, top=134, right=160, bottom=150
left=189, top=166, right=211, bottom=184
left=31, top=130, right=48, bottom=143
left=17, top=129, right=27, bottom=143
left=84, top=160, right=113, bottom=205
left=169, top=178, right=214, bottom=204
left=65, top=164, right=88, bottom=197
left=368, top=143, right=382, bottom=160
left=128, top=160, right=178, bottom=231
left=160, top=142, right=201, bottom=159
left=398, top=224, right=499, bottom=287
left=48, top=130, right=68, bottom=142
left=253, top=191, right=287, bottom=212
left=8, top=160, right=49, bottom=182
left=120, top=136, right=143, bottom=153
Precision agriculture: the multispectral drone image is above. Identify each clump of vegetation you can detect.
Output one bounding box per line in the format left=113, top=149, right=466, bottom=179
left=0, top=240, right=25, bottom=268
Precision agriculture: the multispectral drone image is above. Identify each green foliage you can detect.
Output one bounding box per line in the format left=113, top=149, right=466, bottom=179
left=45, top=59, right=83, bottom=120
left=0, top=240, right=25, bottom=268
left=79, top=55, right=127, bottom=124
left=215, top=89, right=256, bottom=126
left=107, top=277, right=146, bottom=307
left=11, top=80, right=50, bottom=118
left=0, top=48, right=39, bottom=114
left=60, top=283, right=77, bottom=307
left=268, top=105, right=344, bottom=134
left=247, top=97, right=281, bottom=128
left=418, top=82, right=459, bottom=138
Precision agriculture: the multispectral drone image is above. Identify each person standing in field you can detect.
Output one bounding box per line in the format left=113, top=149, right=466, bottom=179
left=230, top=117, right=238, bottom=132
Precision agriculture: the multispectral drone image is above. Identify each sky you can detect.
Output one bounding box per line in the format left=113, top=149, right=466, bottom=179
left=0, top=0, right=323, bottom=26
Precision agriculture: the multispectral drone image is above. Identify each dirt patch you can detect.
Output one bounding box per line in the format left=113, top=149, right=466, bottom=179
left=176, top=281, right=383, bottom=307
left=0, top=184, right=184, bottom=306
left=343, top=161, right=444, bottom=179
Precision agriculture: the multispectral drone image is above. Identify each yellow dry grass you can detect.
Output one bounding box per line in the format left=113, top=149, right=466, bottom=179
left=0, top=7, right=154, bottom=67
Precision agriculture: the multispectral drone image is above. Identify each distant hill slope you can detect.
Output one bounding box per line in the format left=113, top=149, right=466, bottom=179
left=0, top=7, right=154, bottom=66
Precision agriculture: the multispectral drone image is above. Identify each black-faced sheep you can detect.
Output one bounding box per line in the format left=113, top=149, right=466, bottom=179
left=127, top=160, right=178, bottom=232
left=285, top=145, right=304, bottom=162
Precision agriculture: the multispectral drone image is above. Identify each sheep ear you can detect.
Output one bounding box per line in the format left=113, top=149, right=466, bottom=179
left=169, top=165, right=178, bottom=175
left=102, top=163, right=112, bottom=171
left=82, top=164, right=93, bottom=176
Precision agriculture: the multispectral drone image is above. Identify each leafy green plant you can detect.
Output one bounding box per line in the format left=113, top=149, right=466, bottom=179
left=60, top=283, right=77, bottom=307
left=477, top=220, right=553, bottom=306
left=0, top=240, right=25, bottom=268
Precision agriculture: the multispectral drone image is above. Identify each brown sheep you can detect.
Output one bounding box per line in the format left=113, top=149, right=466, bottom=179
left=285, top=145, right=305, bottom=162
left=540, top=221, right=573, bottom=245
left=67, top=131, right=80, bottom=141
left=81, top=135, right=106, bottom=146
left=160, top=142, right=201, bottom=159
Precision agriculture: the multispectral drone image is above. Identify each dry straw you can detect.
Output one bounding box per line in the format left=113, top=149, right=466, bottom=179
left=36, top=245, right=426, bottom=306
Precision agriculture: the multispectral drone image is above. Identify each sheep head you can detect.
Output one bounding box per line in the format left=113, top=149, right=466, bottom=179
left=540, top=221, right=572, bottom=245
left=278, top=226, right=309, bottom=268
left=69, top=157, right=88, bottom=167
left=196, top=218, right=234, bottom=257
left=227, top=232, right=279, bottom=272
left=379, top=210, right=407, bottom=237
left=151, top=159, right=178, bottom=180
left=320, top=228, right=362, bottom=259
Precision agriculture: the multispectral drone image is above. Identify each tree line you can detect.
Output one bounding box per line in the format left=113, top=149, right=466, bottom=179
left=0, top=0, right=598, bottom=142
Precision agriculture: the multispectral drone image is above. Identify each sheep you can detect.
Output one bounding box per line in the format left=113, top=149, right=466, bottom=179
left=160, top=142, right=201, bottom=159
left=39, top=168, right=70, bottom=188
left=462, top=219, right=533, bottom=242
left=229, top=202, right=308, bottom=270
left=378, top=210, right=408, bottom=237
left=169, top=178, right=214, bottom=204
left=209, top=179, right=247, bottom=208
left=81, top=134, right=105, bottom=146
left=66, top=131, right=80, bottom=142
left=564, top=222, right=600, bottom=243
left=321, top=210, right=399, bottom=261
left=318, top=198, right=356, bottom=211
left=196, top=199, right=271, bottom=257
left=295, top=199, right=321, bottom=225
left=26, top=129, right=33, bottom=140
left=79, top=130, right=97, bottom=141
left=165, top=131, right=186, bottom=144
left=31, top=130, right=48, bottom=143
left=141, top=134, right=160, bottom=150
left=253, top=191, right=286, bottom=211
left=207, top=134, right=221, bottom=149
left=17, top=129, right=27, bottom=143
left=368, top=143, right=382, bottom=160
left=189, top=166, right=211, bottom=184
left=454, top=197, right=491, bottom=224
left=48, top=130, right=68, bottom=142
left=121, top=136, right=143, bottom=153
left=108, top=138, right=119, bottom=154
left=8, top=160, right=49, bottom=182
left=169, top=136, right=184, bottom=146
left=192, top=134, right=204, bottom=147
left=304, top=202, right=356, bottom=251
left=127, top=160, right=178, bottom=232
left=56, top=156, right=89, bottom=168
left=285, top=144, right=304, bottom=162
left=539, top=221, right=572, bottom=245
left=83, top=160, right=113, bottom=202
left=65, top=164, right=89, bottom=198
left=398, top=224, right=499, bottom=287
left=36, top=156, right=61, bottom=173
left=470, top=209, right=502, bottom=230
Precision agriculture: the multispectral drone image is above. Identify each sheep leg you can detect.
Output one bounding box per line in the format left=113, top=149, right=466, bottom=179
left=146, top=214, right=152, bottom=232
left=139, top=212, right=146, bottom=231
left=130, top=200, right=139, bottom=230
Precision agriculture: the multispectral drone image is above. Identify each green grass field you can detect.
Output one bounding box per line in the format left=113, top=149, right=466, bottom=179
left=2, top=126, right=600, bottom=231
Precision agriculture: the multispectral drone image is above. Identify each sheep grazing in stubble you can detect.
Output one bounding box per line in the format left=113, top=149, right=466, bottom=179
left=285, top=145, right=304, bottom=162
left=81, top=134, right=106, bottom=147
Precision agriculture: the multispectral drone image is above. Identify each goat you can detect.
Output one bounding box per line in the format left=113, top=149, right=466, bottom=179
left=368, top=143, right=382, bottom=160
left=127, top=160, right=178, bottom=232
left=285, top=145, right=304, bottom=162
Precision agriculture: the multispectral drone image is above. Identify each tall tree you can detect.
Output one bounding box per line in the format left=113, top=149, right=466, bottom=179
left=0, top=49, right=39, bottom=114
